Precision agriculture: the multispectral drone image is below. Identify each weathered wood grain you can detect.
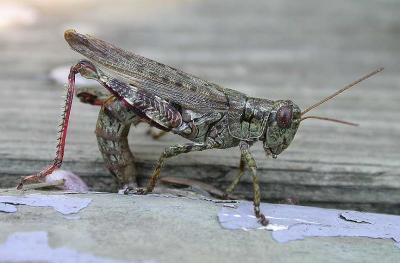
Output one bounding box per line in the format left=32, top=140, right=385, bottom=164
left=0, top=0, right=399, bottom=213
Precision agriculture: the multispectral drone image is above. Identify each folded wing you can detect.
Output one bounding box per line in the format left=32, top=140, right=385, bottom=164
left=65, top=29, right=229, bottom=113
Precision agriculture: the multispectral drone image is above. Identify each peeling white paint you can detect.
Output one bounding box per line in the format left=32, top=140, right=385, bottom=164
left=0, top=194, right=91, bottom=215
left=219, top=202, right=400, bottom=248
left=0, top=231, right=148, bottom=263
left=266, top=224, right=289, bottom=231
left=0, top=203, right=17, bottom=213
left=265, top=216, right=320, bottom=225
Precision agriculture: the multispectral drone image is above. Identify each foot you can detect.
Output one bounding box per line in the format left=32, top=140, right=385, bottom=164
left=221, top=191, right=242, bottom=200
left=221, top=192, right=233, bottom=200
left=123, top=187, right=148, bottom=195
left=254, top=207, right=269, bottom=226
left=17, top=164, right=59, bottom=190
left=17, top=174, right=45, bottom=190
left=257, top=213, right=269, bottom=226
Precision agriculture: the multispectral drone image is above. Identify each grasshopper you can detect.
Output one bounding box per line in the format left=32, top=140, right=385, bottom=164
left=18, top=29, right=383, bottom=225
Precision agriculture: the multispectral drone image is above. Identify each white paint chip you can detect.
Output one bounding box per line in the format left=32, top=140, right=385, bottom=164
left=266, top=224, right=289, bottom=231
left=0, top=231, right=148, bottom=263
left=0, top=194, right=91, bottom=215
left=218, top=201, right=400, bottom=248
left=0, top=203, right=17, bottom=213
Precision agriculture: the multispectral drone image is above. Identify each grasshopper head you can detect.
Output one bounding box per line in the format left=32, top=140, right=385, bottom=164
left=263, top=100, right=301, bottom=157
left=262, top=68, right=384, bottom=157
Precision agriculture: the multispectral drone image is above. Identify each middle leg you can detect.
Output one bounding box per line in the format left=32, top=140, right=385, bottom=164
left=134, top=143, right=215, bottom=194
left=223, top=154, right=245, bottom=199
left=96, top=97, right=140, bottom=189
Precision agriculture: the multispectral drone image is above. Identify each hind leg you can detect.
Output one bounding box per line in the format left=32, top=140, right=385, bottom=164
left=74, top=63, right=141, bottom=189
left=96, top=97, right=140, bottom=189
left=17, top=62, right=87, bottom=189
left=76, top=87, right=168, bottom=142
left=17, top=61, right=140, bottom=190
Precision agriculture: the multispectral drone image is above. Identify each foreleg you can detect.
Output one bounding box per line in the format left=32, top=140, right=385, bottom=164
left=240, top=141, right=269, bottom=226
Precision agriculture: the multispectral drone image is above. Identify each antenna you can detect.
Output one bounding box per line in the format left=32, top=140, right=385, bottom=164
left=300, top=116, right=358, bottom=126
left=301, top=67, right=384, bottom=116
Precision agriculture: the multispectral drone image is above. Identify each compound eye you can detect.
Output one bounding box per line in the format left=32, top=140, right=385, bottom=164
left=276, top=106, right=293, bottom=128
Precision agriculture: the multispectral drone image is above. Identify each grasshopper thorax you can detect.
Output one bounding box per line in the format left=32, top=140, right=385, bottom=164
left=263, top=100, right=301, bottom=157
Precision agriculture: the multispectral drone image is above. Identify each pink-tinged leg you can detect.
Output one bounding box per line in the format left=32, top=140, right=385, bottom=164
left=17, top=61, right=97, bottom=189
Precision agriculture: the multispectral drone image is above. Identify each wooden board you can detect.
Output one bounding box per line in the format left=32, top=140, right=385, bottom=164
left=0, top=0, right=399, bottom=213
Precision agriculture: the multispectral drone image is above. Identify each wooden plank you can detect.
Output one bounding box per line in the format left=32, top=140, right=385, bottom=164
left=0, top=0, right=399, bottom=213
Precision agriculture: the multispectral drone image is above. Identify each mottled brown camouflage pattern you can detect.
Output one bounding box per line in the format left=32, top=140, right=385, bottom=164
left=61, top=30, right=305, bottom=225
